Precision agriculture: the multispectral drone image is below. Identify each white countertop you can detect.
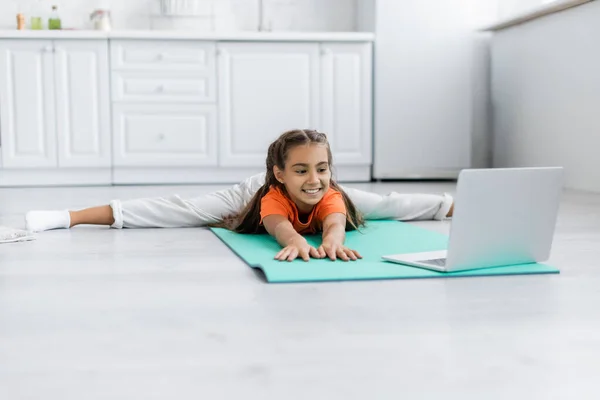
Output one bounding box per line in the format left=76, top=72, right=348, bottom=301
left=0, top=29, right=375, bottom=41
left=480, top=0, right=592, bottom=31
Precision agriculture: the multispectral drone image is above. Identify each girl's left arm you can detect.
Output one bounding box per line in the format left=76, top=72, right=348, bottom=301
left=319, top=213, right=362, bottom=261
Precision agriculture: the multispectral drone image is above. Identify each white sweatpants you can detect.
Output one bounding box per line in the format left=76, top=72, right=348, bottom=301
left=109, top=172, right=453, bottom=229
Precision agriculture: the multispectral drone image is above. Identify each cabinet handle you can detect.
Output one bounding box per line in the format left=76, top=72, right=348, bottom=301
left=156, top=85, right=165, bottom=93
left=43, top=45, right=53, bottom=53
left=158, top=133, right=165, bottom=141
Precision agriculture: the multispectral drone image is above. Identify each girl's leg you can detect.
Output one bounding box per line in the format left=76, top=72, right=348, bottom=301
left=111, top=172, right=266, bottom=229
left=339, top=185, right=454, bottom=221
left=25, top=173, right=266, bottom=231
left=70, top=205, right=114, bottom=226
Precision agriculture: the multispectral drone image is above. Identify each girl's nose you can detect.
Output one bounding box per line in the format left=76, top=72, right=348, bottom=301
left=307, top=171, right=319, bottom=183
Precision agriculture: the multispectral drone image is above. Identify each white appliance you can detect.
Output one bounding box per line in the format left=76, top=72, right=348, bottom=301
left=368, top=0, right=497, bottom=179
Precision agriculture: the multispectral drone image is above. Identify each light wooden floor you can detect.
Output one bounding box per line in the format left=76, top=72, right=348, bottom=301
left=1, top=181, right=599, bottom=399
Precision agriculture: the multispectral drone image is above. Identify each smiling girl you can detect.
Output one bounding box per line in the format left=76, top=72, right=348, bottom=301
left=229, top=129, right=365, bottom=262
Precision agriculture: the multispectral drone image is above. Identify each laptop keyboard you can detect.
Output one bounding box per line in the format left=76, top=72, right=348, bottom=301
left=420, top=258, right=447, bottom=267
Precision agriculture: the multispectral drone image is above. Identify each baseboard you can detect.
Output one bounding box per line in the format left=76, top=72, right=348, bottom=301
left=0, top=165, right=372, bottom=187
left=0, top=168, right=112, bottom=187
left=372, top=168, right=461, bottom=180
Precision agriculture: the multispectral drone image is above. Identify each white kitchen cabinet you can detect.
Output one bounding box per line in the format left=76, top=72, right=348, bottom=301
left=217, top=41, right=372, bottom=174
left=112, top=104, right=217, bottom=167
left=0, top=40, right=57, bottom=168
left=217, top=42, right=320, bottom=167
left=111, top=71, right=216, bottom=103
left=0, top=34, right=373, bottom=186
left=0, top=39, right=111, bottom=171
left=320, top=42, right=372, bottom=166
left=54, top=40, right=111, bottom=168
left=110, top=40, right=216, bottom=72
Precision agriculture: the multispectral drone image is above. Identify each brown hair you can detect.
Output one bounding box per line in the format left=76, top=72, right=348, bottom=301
left=225, top=129, right=365, bottom=234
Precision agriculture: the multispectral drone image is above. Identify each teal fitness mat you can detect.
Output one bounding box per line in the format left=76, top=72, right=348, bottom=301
left=210, top=220, right=559, bottom=283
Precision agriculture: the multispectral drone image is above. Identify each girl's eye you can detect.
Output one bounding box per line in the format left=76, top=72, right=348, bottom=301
left=318, top=168, right=328, bottom=173
left=296, top=170, right=306, bottom=174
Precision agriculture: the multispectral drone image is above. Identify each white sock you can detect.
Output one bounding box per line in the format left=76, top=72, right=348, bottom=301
left=25, top=210, right=71, bottom=232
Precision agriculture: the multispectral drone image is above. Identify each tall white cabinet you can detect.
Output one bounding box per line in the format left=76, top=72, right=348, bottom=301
left=0, top=34, right=373, bottom=186
left=0, top=39, right=111, bottom=184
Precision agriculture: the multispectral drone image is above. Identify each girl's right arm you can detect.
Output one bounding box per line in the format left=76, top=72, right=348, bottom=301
left=262, top=214, right=321, bottom=262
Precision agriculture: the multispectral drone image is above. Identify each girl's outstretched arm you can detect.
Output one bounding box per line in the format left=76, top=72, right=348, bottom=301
left=262, top=214, right=321, bottom=262
left=319, top=213, right=362, bottom=261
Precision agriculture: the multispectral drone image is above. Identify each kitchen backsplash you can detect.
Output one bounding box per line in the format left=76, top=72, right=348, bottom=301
left=3, top=0, right=358, bottom=31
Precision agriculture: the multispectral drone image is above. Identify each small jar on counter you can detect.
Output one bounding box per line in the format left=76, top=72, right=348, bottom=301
left=90, top=9, right=112, bottom=31
left=16, top=13, right=25, bottom=30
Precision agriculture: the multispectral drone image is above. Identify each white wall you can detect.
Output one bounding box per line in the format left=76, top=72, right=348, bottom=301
left=491, top=0, right=600, bottom=192
left=3, top=0, right=356, bottom=31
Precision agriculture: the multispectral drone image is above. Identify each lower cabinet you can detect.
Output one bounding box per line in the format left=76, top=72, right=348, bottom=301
left=112, top=104, right=218, bottom=167
left=0, top=38, right=373, bottom=186
left=217, top=42, right=321, bottom=168
left=0, top=39, right=111, bottom=173
left=217, top=41, right=372, bottom=169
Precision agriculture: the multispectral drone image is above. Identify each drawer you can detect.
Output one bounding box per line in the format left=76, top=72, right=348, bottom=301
left=111, top=40, right=216, bottom=71
left=112, top=104, right=217, bottom=167
left=112, top=71, right=215, bottom=103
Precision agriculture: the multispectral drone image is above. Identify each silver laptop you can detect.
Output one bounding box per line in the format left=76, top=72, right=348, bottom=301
left=382, top=167, right=563, bottom=272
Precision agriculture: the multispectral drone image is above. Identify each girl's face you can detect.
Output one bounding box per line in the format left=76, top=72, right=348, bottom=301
left=274, top=143, right=331, bottom=213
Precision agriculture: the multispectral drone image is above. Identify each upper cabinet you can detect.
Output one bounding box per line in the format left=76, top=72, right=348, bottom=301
left=0, top=39, right=111, bottom=169
left=217, top=41, right=372, bottom=168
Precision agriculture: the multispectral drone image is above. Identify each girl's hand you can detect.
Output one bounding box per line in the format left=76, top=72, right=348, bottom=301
left=317, top=241, right=362, bottom=261
left=275, top=238, right=321, bottom=262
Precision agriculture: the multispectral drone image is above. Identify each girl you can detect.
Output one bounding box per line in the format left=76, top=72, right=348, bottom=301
left=25, top=130, right=454, bottom=257
left=223, top=129, right=365, bottom=262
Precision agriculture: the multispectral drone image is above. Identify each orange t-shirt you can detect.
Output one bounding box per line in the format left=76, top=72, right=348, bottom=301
left=259, top=186, right=347, bottom=234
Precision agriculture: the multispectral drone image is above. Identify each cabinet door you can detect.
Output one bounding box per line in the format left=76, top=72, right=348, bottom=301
left=0, top=40, right=57, bottom=168
left=320, top=42, right=372, bottom=165
left=112, top=104, right=217, bottom=167
left=217, top=42, right=320, bottom=167
left=54, top=40, right=111, bottom=167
